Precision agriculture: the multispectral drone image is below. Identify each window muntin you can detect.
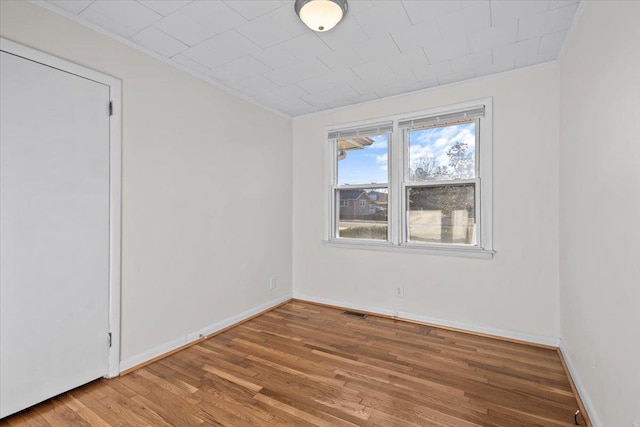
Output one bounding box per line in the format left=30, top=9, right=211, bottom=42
left=325, top=100, right=492, bottom=257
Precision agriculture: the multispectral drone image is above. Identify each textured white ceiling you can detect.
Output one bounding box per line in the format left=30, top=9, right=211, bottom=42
left=41, top=0, right=580, bottom=117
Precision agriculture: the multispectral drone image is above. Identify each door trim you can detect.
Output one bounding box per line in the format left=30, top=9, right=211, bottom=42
left=0, top=37, right=122, bottom=378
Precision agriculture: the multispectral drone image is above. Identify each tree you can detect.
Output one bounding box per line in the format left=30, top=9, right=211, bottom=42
left=410, top=156, right=449, bottom=181
left=410, top=141, right=474, bottom=182
left=446, top=142, right=474, bottom=179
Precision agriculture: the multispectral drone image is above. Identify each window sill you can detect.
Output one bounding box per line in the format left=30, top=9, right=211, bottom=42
left=323, top=240, right=495, bottom=259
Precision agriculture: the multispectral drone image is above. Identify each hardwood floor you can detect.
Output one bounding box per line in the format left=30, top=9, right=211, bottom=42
left=2, top=301, right=587, bottom=426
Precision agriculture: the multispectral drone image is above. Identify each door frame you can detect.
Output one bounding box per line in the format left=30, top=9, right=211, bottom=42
left=0, top=37, right=122, bottom=378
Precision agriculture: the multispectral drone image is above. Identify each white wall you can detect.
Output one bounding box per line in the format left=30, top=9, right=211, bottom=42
left=4, top=1, right=638, bottom=423
left=559, top=2, right=640, bottom=426
left=292, top=66, right=561, bottom=340
left=0, top=1, right=293, bottom=364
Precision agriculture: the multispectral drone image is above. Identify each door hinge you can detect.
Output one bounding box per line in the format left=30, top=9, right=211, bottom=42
left=108, top=101, right=113, bottom=116
left=108, top=332, right=112, bottom=348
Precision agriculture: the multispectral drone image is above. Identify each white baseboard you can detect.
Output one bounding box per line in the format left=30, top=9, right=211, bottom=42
left=559, top=340, right=603, bottom=427
left=293, top=292, right=561, bottom=348
left=119, top=294, right=292, bottom=373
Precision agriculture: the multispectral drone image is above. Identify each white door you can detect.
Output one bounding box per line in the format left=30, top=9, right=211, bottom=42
left=0, top=51, right=111, bottom=418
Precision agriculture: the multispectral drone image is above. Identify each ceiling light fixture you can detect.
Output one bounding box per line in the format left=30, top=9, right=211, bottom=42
left=294, top=0, right=348, bottom=32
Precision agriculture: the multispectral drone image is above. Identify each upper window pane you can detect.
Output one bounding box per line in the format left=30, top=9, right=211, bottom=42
left=337, top=134, right=388, bottom=185
left=408, top=122, right=476, bottom=182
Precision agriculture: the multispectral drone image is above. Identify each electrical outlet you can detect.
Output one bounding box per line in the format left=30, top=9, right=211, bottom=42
left=395, top=286, right=404, bottom=298
left=269, top=277, right=276, bottom=291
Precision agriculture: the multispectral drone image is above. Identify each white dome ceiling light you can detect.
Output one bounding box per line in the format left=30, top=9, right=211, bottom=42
left=294, top=0, right=348, bottom=32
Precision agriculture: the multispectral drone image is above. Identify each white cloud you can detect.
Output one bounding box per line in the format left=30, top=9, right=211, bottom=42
left=368, top=135, right=389, bottom=151
left=376, top=153, right=388, bottom=164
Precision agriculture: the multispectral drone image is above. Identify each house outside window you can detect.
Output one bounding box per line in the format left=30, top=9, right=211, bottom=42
left=324, top=98, right=493, bottom=258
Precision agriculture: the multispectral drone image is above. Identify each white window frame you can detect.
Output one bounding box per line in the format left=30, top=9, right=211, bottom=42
left=324, top=98, right=494, bottom=259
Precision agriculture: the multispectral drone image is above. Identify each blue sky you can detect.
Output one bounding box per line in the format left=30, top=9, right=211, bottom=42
left=337, top=135, right=388, bottom=185
left=337, top=123, right=475, bottom=185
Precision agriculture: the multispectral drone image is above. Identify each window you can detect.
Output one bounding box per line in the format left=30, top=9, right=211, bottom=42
left=330, top=123, right=391, bottom=241
left=325, top=99, right=493, bottom=258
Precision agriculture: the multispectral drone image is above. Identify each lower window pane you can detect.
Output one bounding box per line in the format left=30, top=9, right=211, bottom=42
left=407, top=184, right=476, bottom=245
left=338, top=188, right=388, bottom=240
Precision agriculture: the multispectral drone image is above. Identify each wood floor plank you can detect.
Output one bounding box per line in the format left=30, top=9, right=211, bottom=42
left=1, top=301, right=588, bottom=426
